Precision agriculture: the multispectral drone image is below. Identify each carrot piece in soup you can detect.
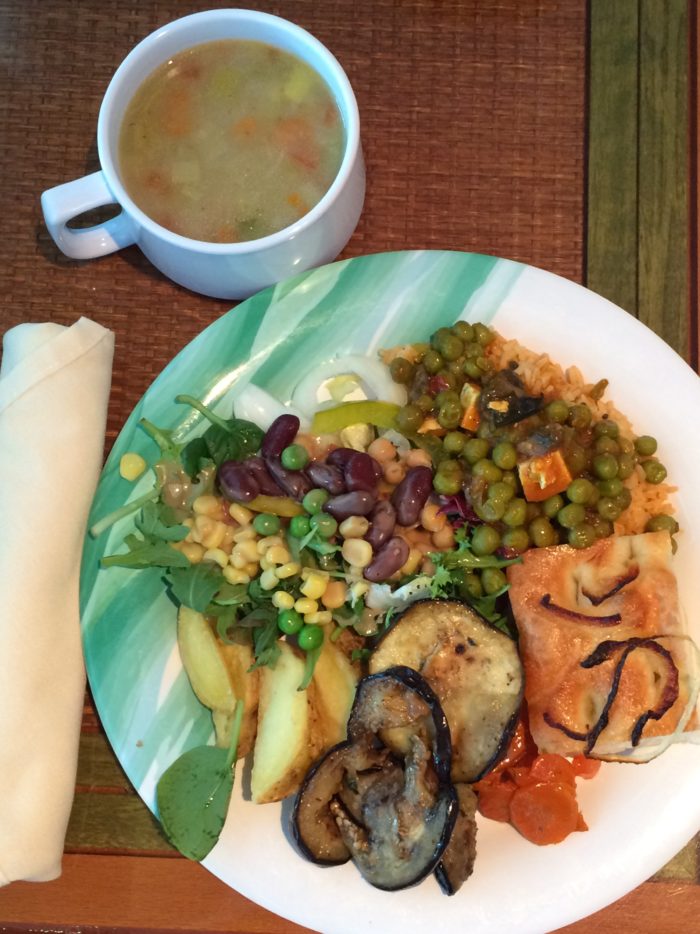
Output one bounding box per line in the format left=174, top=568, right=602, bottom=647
left=474, top=776, right=517, bottom=823
left=161, top=87, right=192, bottom=137
left=509, top=781, right=582, bottom=845
left=231, top=115, right=257, bottom=138
left=275, top=116, right=319, bottom=170
left=528, top=753, right=577, bottom=787
left=287, top=192, right=309, bottom=215
left=571, top=755, right=602, bottom=780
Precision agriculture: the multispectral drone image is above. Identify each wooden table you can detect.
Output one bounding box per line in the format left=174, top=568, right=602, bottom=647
left=1, top=1, right=698, bottom=931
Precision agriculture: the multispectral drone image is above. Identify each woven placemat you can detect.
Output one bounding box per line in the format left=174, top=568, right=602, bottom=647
left=0, top=0, right=586, bottom=448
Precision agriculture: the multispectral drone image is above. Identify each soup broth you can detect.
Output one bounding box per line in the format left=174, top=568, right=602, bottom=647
left=118, top=40, right=345, bottom=243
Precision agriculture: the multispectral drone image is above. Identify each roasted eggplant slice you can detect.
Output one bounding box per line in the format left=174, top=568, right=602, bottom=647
left=434, top=783, right=478, bottom=896
left=369, top=600, right=524, bottom=782
left=292, top=667, right=458, bottom=891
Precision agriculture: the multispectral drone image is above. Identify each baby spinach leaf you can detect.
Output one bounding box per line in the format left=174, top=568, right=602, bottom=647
left=167, top=563, right=223, bottom=612
left=156, top=699, right=243, bottom=861
left=180, top=437, right=212, bottom=481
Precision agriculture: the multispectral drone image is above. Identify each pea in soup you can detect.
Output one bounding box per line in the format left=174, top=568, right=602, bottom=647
left=118, top=40, right=345, bottom=243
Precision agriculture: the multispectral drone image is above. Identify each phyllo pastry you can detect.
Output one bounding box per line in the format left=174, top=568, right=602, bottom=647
left=507, top=531, right=700, bottom=762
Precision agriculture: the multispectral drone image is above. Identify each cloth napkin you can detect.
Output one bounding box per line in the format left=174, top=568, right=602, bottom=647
left=0, top=317, right=114, bottom=885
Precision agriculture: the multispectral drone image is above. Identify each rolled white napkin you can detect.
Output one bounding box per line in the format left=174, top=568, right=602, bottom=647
left=0, top=317, right=114, bottom=885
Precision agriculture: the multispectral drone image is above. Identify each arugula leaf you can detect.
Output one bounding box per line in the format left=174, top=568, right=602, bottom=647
left=298, top=644, right=322, bottom=691
left=248, top=607, right=282, bottom=670
left=135, top=501, right=188, bottom=542
left=156, top=699, right=243, bottom=860
left=211, top=581, right=250, bottom=607
left=139, top=418, right=182, bottom=461
left=101, top=533, right=190, bottom=569
left=167, top=563, right=223, bottom=612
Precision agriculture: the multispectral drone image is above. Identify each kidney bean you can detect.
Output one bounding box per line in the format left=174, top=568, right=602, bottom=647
left=323, top=490, right=376, bottom=520
left=364, top=536, right=410, bottom=582
left=344, top=451, right=380, bottom=493
left=218, top=461, right=259, bottom=502
left=265, top=456, right=312, bottom=500
left=326, top=447, right=357, bottom=469
left=245, top=455, right=284, bottom=496
left=305, top=460, right=346, bottom=495
left=365, top=499, right=396, bottom=550
left=391, top=465, right=434, bottom=526
left=261, top=414, right=300, bottom=459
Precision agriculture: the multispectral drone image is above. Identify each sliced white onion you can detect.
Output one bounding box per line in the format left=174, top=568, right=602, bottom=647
left=365, top=575, right=433, bottom=612
left=234, top=384, right=309, bottom=432
left=290, top=354, right=407, bottom=420
left=379, top=428, right=412, bottom=455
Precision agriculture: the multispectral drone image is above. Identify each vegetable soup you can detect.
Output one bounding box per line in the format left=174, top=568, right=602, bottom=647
left=118, top=40, right=345, bottom=243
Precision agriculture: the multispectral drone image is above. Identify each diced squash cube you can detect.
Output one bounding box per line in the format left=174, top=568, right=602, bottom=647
left=417, top=416, right=446, bottom=436
left=518, top=449, right=573, bottom=502
left=459, top=382, right=481, bottom=432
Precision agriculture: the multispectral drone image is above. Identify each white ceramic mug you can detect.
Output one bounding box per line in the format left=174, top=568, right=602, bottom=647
left=40, top=9, right=365, bottom=300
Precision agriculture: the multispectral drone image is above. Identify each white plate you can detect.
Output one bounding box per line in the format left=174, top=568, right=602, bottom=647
left=81, top=251, right=700, bottom=933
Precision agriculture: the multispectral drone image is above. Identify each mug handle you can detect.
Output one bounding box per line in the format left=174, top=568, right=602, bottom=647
left=41, top=171, right=137, bottom=260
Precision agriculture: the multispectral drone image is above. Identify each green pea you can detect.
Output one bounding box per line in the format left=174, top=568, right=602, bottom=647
left=568, top=404, right=592, bottom=429
left=472, top=459, right=502, bottom=484
left=635, top=435, right=658, bottom=457
left=437, top=402, right=462, bottom=430
left=473, top=323, right=493, bottom=346
left=488, top=481, right=515, bottom=506
left=558, top=503, right=586, bottom=529
left=482, top=567, right=507, bottom=595
left=437, top=457, right=462, bottom=477
left=288, top=515, right=311, bottom=538
left=595, top=436, right=620, bottom=456
left=566, top=477, right=595, bottom=505
left=463, top=438, right=490, bottom=464
left=395, top=404, right=424, bottom=433
left=589, top=515, right=614, bottom=539
left=618, top=437, right=635, bottom=456
left=594, top=419, right=619, bottom=439
left=430, top=327, right=452, bottom=349
left=503, top=498, right=528, bottom=528
left=464, top=341, right=482, bottom=360
left=423, top=349, right=444, bottom=374
left=277, top=609, right=303, bottom=635
left=529, top=517, right=558, bottom=547
left=476, top=499, right=506, bottom=522
left=462, top=359, right=483, bottom=381
left=642, top=459, right=667, bottom=485
left=252, top=513, right=281, bottom=536
left=302, top=488, right=329, bottom=515
left=616, top=453, right=635, bottom=480
left=471, top=524, right=501, bottom=556
left=542, top=494, right=565, bottom=519
left=416, top=393, right=435, bottom=413
left=433, top=472, right=462, bottom=496
left=298, top=624, right=324, bottom=651
left=281, top=443, right=309, bottom=471
left=501, top=470, right=518, bottom=490
left=593, top=453, right=619, bottom=480
left=310, top=512, right=338, bottom=538
left=443, top=431, right=466, bottom=454
left=526, top=502, right=543, bottom=521
left=568, top=523, right=597, bottom=549
left=645, top=514, right=679, bottom=535
left=475, top=356, right=493, bottom=375
left=436, top=369, right=459, bottom=391
left=435, top=389, right=460, bottom=408
left=565, top=444, right=588, bottom=476
left=452, top=321, right=475, bottom=342
left=458, top=572, right=483, bottom=599
left=492, top=441, right=517, bottom=470
left=437, top=334, right=464, bottom=362
left=545, top=400, right=570, bottom=424
left=614, top=487, right=632, bottom=511
left=597, top=496, right=621, bottom=521
left=597, top=478, right=624, bottom=497
left=389, top=357, right=415, bottom=384
left=501, top=527, right=530, bottom=552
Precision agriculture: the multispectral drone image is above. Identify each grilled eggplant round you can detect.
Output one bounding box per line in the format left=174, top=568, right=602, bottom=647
left=369, top=600, right=524, bottom=782
left=292, top=666, right=458, bottom=891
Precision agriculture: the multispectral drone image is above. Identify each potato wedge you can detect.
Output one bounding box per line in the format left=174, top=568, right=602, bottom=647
left=177, top=605, right=236, bottom=711
left=251, top=642, right=324, bottom=804
left=312, top=638, right=358, bottom=747
left=214, top=640, right=259, bottom=759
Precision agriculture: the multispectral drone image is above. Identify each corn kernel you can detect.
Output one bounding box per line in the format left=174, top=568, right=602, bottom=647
left=259, top=555, right=274, bottom=571
left=301, top=572, right=329, bottom=600
left=259, top=568, right=279, bottom=591
left=338, top=515, right=370, bottom=539
left=220, top=524, right=236, bottom=552
left=420, top=502, right=446, bottom=532
left=256, top=535, right=284, bottom=555
left=193, top=494, right=223, bottom=518
left=231, top=539, right=259, bottom=566
left=194, top=515, right=227, bottom=549
left=276, top=561, right=301, bottom=579
left=229, top=503, right=253, bottom=525
left=304, top=610, right=333, bottom=626
left=180, top=542, right=205, bottom=564
left=232, top=526, right=257, bottom=543
left=203, top=547, right=229, bottom=568
left=272, top=591, right=295, bottom=610
left=267, top=545, right=291, bottom=565
left=223, top=565, right=251, bottom=585
left=295, top=597, right=319, bottom=615
left=244, top=561, right=260, bottom=577
left=341, top=538, right=373, bottom=569
left=321, top=580, right=347, bottom=609
left=119, top=452, right=147, bottom=482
